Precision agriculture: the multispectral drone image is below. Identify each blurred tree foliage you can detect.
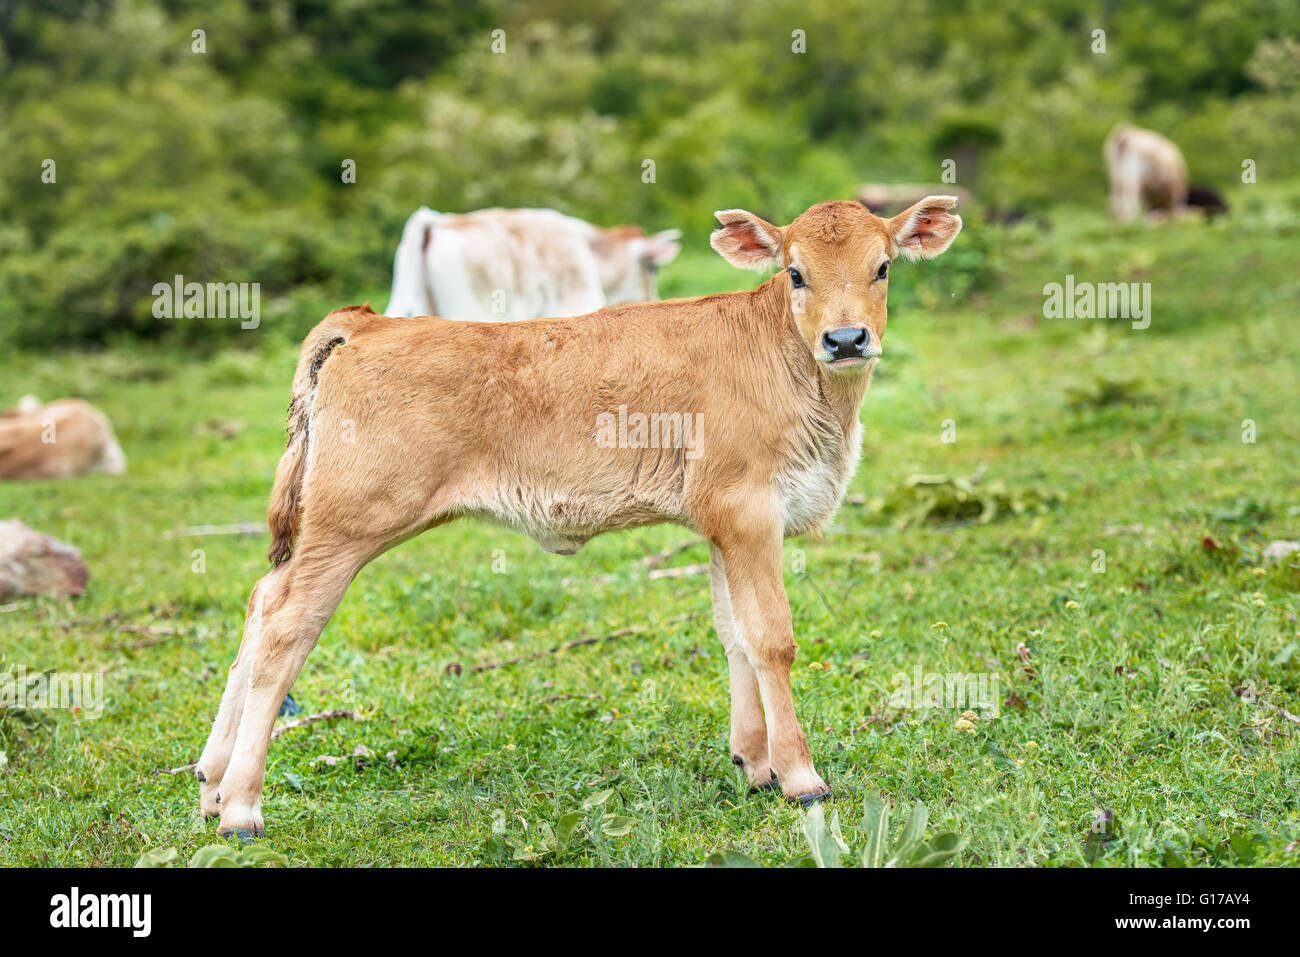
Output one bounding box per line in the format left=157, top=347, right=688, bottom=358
left=1, top=0, right=1296, bottom=347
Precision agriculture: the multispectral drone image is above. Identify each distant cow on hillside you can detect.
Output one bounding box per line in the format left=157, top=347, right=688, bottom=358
left=385, top=207, right=681, bottom=322
left=858, top=184, right=975, bottom=217
left=1104, top=124, right=1189, bottom=222
left=0, top=397, right=126, bottom=480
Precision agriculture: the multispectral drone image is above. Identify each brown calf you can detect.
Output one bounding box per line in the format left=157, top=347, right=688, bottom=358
left=0, top=397, right=126, bottom=480
left=196, top=197, right=962, bottom=839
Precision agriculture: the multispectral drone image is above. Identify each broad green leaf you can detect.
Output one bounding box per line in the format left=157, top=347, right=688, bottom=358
left=555, top=810, right=583, bottom=845
left=601, top=814, right=637, bottom=837
left=512, top=844, right=540, bottom=862
left=802, top=803, right=842, bottom=868
left=484, top=833, right=510, bottom=863
left=706, top=850, right=760, bottom=868
left=892, top=801, right=929, bottom=864
left=537, top=822, right=557, bottom=851
left=239, top=846, right=289, bottom=867
left=860, top=796, right=890, bottom=868
left=189, top=845, right=242, bottom=868
left=134, top=846, right=180, bottom=868
left=907, top=833, right=968, bottom=868
left=583, top=788, right=615, bottom=809
left=828, top=807, right=850, bottom=855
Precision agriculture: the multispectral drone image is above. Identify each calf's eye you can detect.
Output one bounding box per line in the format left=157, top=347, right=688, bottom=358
left=876, top=261, right=890, bottom=281
left=788, top=267, right=805, bottom=288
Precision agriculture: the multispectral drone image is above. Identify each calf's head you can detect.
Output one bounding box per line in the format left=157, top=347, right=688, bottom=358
left=710, top=197, right=961, bottom=372
left=595, top=226, right=682, bottom=305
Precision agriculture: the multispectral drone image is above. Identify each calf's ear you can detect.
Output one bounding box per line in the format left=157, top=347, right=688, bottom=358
left=710, top=210, right=783, bottom=271
left=888, top=195, right=962, bottom=261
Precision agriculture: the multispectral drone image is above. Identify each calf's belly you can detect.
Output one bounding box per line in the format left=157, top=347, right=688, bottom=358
left=456, top=475, right=687, bottom=555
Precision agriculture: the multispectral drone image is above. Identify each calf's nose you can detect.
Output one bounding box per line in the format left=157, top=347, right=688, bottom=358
left=822, top=327, right=870, bottom=358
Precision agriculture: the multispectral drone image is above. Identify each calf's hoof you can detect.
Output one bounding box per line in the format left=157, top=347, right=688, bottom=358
left=779, top=769, right=832, bottom=805
left=743, top=767, right=779, bottom=795
left=217, top=801, right=264, bottom=843
left=219, top=825, right=263, bottom=844
left=793, top=788, right=832, bottom=807
left=731, top=754, right=777, bottom=793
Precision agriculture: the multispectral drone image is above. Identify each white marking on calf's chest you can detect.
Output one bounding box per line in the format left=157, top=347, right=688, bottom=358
left=777, top=422, right=862, bottom=535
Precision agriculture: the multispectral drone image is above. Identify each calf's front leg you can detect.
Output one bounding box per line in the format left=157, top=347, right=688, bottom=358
left=713, top=516, right=830, bottom=804
left=708, top=544, right=774, bottom=791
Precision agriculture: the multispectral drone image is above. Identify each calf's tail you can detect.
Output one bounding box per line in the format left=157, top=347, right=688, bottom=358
left=267, top=309, right=369, bottom=566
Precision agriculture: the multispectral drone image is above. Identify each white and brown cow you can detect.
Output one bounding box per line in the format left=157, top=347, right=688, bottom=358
left=385, top=207, right=681, bottom=321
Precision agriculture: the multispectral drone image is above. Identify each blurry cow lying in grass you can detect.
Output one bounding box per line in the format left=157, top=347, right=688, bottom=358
left=195, top=195, right=962, bottom=840
left=0, top=396, right=126, bottom=480
left=385, top=207, right=682, bottom=321
left=1104, top=123, right=1228, bottom=223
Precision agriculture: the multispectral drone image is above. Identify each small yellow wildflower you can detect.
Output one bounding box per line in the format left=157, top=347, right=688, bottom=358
left=1065, top=600, right=1080, bottom=610
left=954, top=718, right=977, bottom=734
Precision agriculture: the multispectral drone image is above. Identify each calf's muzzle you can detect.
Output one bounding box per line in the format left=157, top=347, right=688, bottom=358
left=822, top=327, right=872, bottom=360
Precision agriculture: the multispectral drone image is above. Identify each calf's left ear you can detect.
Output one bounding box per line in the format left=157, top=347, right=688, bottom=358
left=888, top=195, right=962, bottom=261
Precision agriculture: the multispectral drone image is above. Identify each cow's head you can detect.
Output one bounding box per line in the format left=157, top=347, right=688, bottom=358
left=594, top=226, right=681, bottom=305
left=710, top=198, right=961, bottom=373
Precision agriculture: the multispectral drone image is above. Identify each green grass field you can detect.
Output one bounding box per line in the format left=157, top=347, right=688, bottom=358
left=2, top=198, right=1298, bottom=867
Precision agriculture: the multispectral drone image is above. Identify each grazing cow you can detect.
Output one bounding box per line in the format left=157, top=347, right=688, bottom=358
left=385, top=206, right=681, bottom=321
left=858, top=183, right=975, bottom=217
left=0, top=397, right=126, bottom=480
left=1104, top=123, right=1189, bottom=222
left=196, top=196, right=962, bottom=839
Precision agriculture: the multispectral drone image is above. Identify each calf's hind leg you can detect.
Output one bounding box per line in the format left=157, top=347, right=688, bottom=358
left=214, top=535, right=372, bottom=839
left=195, top=565, right=285, bottom=817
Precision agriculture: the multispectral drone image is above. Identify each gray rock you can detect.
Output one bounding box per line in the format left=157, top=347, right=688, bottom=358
left=0, top=519, right=90, bottom=598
